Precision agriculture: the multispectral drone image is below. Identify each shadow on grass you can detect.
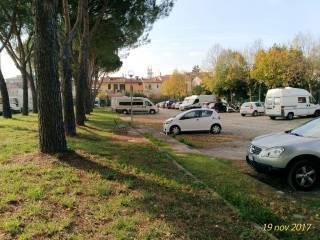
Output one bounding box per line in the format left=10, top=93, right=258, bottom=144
left=58, top=150, right=247, bottom=240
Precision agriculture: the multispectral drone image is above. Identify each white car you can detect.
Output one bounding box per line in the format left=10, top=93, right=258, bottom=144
left=240, top=102, right=265, bottom=116
left=163, top=109, right=222, bottom=135
left=174, top=102, right=182, bottom=109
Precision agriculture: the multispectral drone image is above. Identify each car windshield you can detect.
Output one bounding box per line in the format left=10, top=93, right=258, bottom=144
left=290, top=118, right=320, bottom=138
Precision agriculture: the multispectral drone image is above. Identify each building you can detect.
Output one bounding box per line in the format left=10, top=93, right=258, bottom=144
left=5, top=76, right=23, bottom=96
left=100, top=77, right=144, bottom=97
left=142, top=75, right=170, bottom=97
left=99, top=73, right=202, bottom=98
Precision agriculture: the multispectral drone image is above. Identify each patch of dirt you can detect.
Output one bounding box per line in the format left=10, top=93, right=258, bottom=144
left=112, top=133, right=150, bottom=145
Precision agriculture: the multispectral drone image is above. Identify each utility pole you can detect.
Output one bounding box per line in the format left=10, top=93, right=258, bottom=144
left=258, top=80, right=262, bottom=102
left=128, top=70, right=134, bottom=124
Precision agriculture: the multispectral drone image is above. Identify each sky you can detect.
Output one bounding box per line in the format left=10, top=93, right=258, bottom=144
left=2, top=0, right=320, bottom=78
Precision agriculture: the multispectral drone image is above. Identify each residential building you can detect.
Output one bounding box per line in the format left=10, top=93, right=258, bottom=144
left=142, top=75, right=170, bottom=97
left=100, top=77, right=144, bottom=97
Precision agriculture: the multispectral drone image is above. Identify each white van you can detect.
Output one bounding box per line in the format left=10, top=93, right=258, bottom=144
left=111, top=96, right=159, bottom=114
left=265, top=87, right=320, bottom=120
left=179, top=95, right=216, bottom=111
left=0, top=97, right=21, bottom=114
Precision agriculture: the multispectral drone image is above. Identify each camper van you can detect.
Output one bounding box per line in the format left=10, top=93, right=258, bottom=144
left=0, top=97, right=21, bottom=114
left=179, top=95, right=216, bottom=111
left=265, top=87, right=320, bottom=120
left=111, top=96, right=159, bottom=114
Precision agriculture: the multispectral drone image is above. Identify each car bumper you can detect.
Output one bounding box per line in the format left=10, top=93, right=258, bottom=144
left=163, top=124, right=170, bottom=134
left=246, top=155, right=285, bottom=173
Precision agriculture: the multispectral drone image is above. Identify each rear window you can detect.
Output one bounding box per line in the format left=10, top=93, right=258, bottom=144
left=241, top=103, right=250, bottom=108
left=274, top=97, right=281, bottom=105
left=201, top=110, right=213, bottom=117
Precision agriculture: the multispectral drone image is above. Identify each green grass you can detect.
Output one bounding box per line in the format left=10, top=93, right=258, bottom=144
left=145, top=135, right=320, bottom=240
left=0, top=109, right=270, bottom=239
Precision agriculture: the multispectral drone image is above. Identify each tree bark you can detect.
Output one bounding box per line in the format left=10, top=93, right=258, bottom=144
left=21, top=65, right=29, bottom=115
left=61, top=0, right=80, bottom=136
left=62, top=42, right=76, bottom=135
left=27, top=60, right=38, bottom=113
left=34, top=0, right=67, bottom=153
left=0, top=68, right=12, bottom=118
left=75, top=0, right=89, bottom=125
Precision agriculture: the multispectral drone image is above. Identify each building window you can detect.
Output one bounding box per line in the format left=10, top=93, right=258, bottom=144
left=114, top=84, right=119, bottom=92
left=157, top=84, right=159, bottom=88
left=120, top=84, right=125, bottom=92
left=108, top=84, right=111, bottom=90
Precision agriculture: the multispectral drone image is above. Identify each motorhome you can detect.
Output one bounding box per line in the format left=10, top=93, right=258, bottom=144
left=265, top=87, right=320, bottom=120
left=0, top=97, right=21, bottom=114
left=111, top=96, right=159, bottom=114
left=179, top=95, right=216, bottom=111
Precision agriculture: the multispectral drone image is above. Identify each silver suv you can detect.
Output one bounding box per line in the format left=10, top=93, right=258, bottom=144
left=247, top=118, right=320, bottom=191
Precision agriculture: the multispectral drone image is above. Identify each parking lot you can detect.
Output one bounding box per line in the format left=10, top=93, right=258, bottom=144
left=121, top=107, right=320, bottom=197
left=124, top=108, right=311, bottom=160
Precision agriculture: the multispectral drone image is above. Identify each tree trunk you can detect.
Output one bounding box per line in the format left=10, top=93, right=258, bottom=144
left=75, top=0, right=89, bottom=125
left=0, top=68, right=12, bottom=118
left=34, top=0, right=67, bottom=153
left=85, top=84, right=92, bottom=114
left=27, top=61, right=38, bottom=113
left=62, top=42, right=76, bottom=135
left=21, top=66, right=29, bottom=115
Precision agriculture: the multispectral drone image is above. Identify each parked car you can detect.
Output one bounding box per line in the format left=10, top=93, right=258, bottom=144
left=247, top=117, right=320, bottom=191
left=179, top=95, right=216, bottom=110
left=169, top=102, right=176, bottom=109
left=163, top=109, right=222, bottom=135
left=165, top=100, right=176, bottom=109
left=175, top=102, right=182, bottom=109
left=157, top=101, right=165, bottom=108
left=111, top=96, right=159, bottom=114
left=208, top=102, right=228, bottom=113
left=265, top=87, right=320, bottom=120
left=240, top=102, right=265, bottom=116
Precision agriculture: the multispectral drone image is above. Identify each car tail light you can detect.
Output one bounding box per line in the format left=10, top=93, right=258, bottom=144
left=281, top=106, right=284, bottom=113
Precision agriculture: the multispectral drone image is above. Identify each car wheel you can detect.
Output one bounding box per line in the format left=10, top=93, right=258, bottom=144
left=270, top=116, right=276, bottom=120
left=287, top=112, right=294, bottom=120
left=241, top=113, right=246, bottom=117
left=210, top=124, right=221, bottom=134
left=170, top=125, right=181, bottom=135
left=288, top=160, right=318, bottom=191
left=149, top=109, right=156, bottom=114
left=122, top=109, right=128, bottom=115
left=314, top=110, right=320, bottom=118
left=252, top=111, right=258, bottom=117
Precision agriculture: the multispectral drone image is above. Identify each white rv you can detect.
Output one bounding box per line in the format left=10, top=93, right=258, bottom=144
left=179, top=95, right=216, bottom=111
left=111, top=96, right=159, bottom=114
left=0, top=97, right=21, bottom=114
left=265, top=87, right=320, bottom=120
